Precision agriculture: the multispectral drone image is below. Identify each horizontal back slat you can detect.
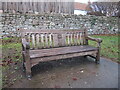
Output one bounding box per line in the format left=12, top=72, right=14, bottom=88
left=19, top=29, right=85, bottom=34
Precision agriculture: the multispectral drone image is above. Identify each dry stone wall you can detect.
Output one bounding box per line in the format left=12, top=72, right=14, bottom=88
left=0, top=13, right=118, bottom=37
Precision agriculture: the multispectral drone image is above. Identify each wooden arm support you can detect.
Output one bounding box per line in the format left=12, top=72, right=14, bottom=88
left=86, top=36, right=102, bottom=43
left=22, top=38, right=30, bottom=50
left=86, top=36, right=102, bottom=48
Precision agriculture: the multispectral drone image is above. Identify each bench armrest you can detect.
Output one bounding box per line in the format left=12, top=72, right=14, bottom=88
left=22, top=38, right=30, bottom=50
left=86, top=36, right=102, bottom=48
left=86, top=36, right=102, bottom=43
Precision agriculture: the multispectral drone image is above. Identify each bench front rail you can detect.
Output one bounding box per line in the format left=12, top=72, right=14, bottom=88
left=19, top=29, right=102, bottom=79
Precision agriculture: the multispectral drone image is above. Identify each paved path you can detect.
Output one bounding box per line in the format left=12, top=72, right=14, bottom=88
left=10, top=57, right=118, bottom=88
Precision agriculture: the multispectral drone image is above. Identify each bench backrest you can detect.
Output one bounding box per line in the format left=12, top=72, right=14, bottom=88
left=19, top=29, right=88, bottom=50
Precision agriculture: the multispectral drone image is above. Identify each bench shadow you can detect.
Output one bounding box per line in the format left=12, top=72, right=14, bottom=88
left=31, top=56, right=96, bottom=76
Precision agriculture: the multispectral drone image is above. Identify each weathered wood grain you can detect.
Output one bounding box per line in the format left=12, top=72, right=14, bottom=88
left=31, top=50, right=98, bottom=66
left=45, top=34, right=48, bottom=48
left=53, top=34, right=59, bottom=47
left=40, top=34, right=44, bottom=48
left=36, top=34, right=40, bottom=48
left=49, top=34, right=53, bottom=47
left=32, top=34, right=35, bottom=49
left=20, top=29, right=87, bottom=49
left=20, top=29, right=85, bottom=34
left=30, top=45, right=98, bottom=58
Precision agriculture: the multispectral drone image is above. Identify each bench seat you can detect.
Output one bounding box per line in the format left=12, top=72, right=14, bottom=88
left=30, top=45, right=98, bottom=59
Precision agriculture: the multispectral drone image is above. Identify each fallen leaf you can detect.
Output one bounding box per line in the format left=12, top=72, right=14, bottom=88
left=91, top=71, right=96, bottom=74
left=15, top=56, right=19, bottom=59
left=54, top=85, right=61, bottom=88
left=72, top=77, right=77, bottom=81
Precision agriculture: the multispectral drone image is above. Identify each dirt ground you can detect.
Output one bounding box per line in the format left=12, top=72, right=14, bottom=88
left=8, top=56, right=118, bottom=88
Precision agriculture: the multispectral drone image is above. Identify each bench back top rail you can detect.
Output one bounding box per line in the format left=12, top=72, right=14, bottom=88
left=19, top=29, right=88, bottom=49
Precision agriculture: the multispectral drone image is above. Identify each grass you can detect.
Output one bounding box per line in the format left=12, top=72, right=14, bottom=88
left=1, top=37, right=22, bottom=88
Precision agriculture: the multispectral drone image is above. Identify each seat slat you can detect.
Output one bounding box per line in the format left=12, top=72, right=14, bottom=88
left=30, top=45, right=98, bottom=58
left=31, top=51, right=98, bottom=65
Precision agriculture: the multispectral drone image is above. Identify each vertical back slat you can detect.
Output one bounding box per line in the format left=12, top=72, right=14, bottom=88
left=61, top=34, right=66, bottom=46
left=58, top=34, right=66, bottom=46
left=49, top=34, right=52, bottom=47
left=40, top=34, right=44, bottom=48
left=82, top=32, right=85, bottom=45
left=82, top=32, right=84, bottom=45
left=32, top=34, right=35, bottom=49
left=45, top=34, right=48, bottom=48
left=83, top=31, right=86, bottom=45
left=77, top=33, right=80, bottom=45
left=84, top=29, right=88, bottom=45
left=36, top=34, right=40, bottom=48
left=70, top=33, right=73, bottom=46
left=80, top=33, right=82, bottom=45
left=53, top=34, right=59, bottom=47
left=73, top=33, right=77, bottom=45
left=67, top=34, right=70, bottom=46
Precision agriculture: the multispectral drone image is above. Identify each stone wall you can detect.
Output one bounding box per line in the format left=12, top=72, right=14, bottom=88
left=0, top=13, right=118, bottom=37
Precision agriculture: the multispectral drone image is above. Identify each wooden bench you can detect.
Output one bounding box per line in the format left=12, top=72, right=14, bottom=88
left=19, top=29, right=102, bottom=79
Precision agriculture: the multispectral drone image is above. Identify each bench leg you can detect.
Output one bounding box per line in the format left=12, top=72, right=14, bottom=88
left=22, top=61, right=26, bottom=72
left=26, top=63, right=32, bottom=80
left=26, top=71, right=32, bottom=80
left=22, top=53, right=26, bottom=72
left=22, top=60, right=32, bottom=79
left=24, top=50, right=32, bottom=80
left=96, top=50, right=100, bottom=64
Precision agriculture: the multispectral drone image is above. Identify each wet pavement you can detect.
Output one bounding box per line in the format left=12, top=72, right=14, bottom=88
left=10, top=56, right=118, bottom=88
